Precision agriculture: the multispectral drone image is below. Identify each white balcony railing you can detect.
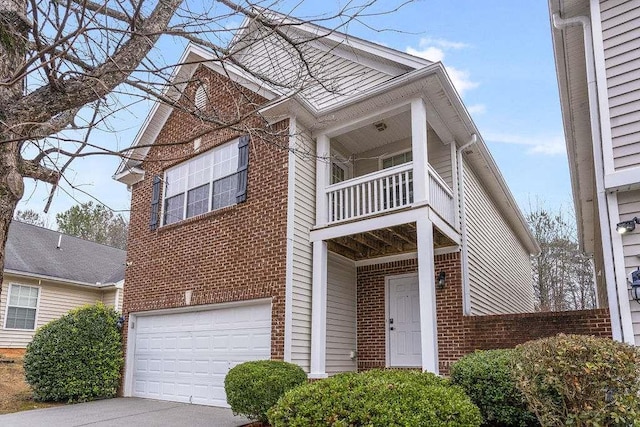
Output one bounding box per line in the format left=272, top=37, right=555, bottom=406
left=324, top=162, right=456, bottom=228
left=428, top=164, right=456, bottom=226
left=326, top=163, right=413, bottom=224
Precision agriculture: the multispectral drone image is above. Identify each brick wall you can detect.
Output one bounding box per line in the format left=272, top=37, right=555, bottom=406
left=356, top=252, right=612, bottom=375
left=356, top=253, right=463, bottom=373
left=122, top=65, right=289, bottom=360
left=465, top=309, right=612, bottom=352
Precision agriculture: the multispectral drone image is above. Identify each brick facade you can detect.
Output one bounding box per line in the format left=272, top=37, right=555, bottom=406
left=356, top=252, right=612, bottom=375
left=122, top=65, right=289, bottom=360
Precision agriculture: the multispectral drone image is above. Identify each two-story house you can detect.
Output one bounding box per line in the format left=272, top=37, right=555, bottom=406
left=549, top=0, right=640, bottom=346
left=115, top=12, right=538, bottom=407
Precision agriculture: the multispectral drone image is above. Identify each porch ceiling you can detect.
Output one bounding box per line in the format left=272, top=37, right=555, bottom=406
left=327, top=223, right=456, bottom=261
left=332, top=110, right=411, bottom=154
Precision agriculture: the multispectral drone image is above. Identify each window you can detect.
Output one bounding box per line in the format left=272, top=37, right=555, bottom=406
left=331, top=162, right=346, bottom=184
left=5, top=284, right=39, bottom=330
left=382, top=150, right=412, bottom=169
left=163, top=139, right=240, bottom=225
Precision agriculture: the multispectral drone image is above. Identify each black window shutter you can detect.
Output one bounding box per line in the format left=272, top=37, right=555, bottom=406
left=236, top=135, right=250, bottom=203
left=150, top=175, right=161, bottom=230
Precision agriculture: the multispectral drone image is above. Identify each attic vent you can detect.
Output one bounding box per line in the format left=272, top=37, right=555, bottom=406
left=195, top=84, right=208, bottom=110
left=373, top=121, right=387, bottom=132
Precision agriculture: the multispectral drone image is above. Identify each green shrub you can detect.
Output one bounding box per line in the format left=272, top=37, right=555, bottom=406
left=450, top=349, right=538, bottom=427
left=224, top=360, right=306, bottom=423
left=23, top=303, right=123, bottom=402
left=267, top=369, right=482, bottom=427
left=512, top=334, right=640, bottom=427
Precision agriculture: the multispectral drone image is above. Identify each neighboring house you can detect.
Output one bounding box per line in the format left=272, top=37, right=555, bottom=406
left=114, top=12, right=538, bottom=407
left=0, top=221, right=126, bottom=350
left=549, top=0, right=640, bottom=345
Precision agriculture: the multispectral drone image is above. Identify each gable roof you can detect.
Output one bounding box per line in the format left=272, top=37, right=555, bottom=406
left=5, top=221, right=126, bottom=287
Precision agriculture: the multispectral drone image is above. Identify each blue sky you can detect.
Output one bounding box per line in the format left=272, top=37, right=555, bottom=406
left=17, top=0, right=572, bottom=223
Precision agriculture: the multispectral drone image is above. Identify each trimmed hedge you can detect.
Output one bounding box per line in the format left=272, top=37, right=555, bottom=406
left=224, top=360, right=306, bottom=423
left=450, top=349, right=538, bottom=427
left=23, top=303, right=123, bottom=402
left=513, top=334, right=640, bottom=427
left=267, top=369, right=482, bottom=427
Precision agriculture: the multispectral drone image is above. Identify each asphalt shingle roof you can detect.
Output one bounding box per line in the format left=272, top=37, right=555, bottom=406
left=5, top=221, right=126, bottom=286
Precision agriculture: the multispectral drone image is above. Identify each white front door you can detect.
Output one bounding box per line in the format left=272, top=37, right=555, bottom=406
left=388, top=274, right=421, bottom=367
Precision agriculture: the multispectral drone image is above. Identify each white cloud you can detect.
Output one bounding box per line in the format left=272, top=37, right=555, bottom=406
left=467, top=104, right=486, bottom=115
left=484, top=132, right=567, bottom=156
left=406, top=46, right=445, bottom=62
left=405, top=37, right=477, bottom=96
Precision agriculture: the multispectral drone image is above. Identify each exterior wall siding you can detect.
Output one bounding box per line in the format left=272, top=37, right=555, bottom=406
left=0, top=275, right=104, bottom=348
left=463, top=161, right=535, bottom=314
left=122, top=66, right=289, bottom=361
left=326, top=252, right=357, bottom=374
left=600, top=0, right=640, bottom=170
left=290, top=130, right=316, bottom=372
left=237, top=31, right=395, bottom=110
left=616, top=189, right=640, bottom=344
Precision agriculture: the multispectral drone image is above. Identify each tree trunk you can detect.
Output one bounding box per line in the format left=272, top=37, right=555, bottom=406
left=0, top=0, right=29, bottom=292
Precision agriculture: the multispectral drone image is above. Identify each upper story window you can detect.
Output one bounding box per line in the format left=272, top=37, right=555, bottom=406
left=163, top=139, right=240, bottom=226
left=382, top=150, right=412, bottom=169
left=4, top=284, right=39, bottom=330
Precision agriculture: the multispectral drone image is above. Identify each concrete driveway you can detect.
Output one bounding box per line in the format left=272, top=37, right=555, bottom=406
left=0, top=398, right=251, bottom=426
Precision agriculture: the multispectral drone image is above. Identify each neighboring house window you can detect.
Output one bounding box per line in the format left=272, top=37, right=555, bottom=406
left=4, top=284, right=39, bottom=330
left=163, top=139, right=240, bottom=225
left=382, top=150, right=412, bottom=169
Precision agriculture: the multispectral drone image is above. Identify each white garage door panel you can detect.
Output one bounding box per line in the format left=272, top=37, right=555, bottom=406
left=132, top=302, right=271, bottom=407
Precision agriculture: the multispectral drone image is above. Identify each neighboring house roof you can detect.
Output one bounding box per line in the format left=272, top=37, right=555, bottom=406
left=4, top=221, right=126, bottom=287
left=113, top=10, right=539, bottom=255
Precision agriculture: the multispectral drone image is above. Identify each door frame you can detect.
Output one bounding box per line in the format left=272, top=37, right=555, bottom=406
left=122, top=297, right=272, bottom=398
left=384, top=273, right=419, bottom=368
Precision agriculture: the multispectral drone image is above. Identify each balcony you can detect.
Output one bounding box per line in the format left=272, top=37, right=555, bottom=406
left=323, top=161, right=455, bottom=227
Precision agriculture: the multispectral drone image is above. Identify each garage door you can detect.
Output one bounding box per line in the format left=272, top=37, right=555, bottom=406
left=131, top=302, right=271, bottom=407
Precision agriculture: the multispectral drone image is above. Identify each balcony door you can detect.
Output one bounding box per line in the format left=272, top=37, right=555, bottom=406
left=381, top=150, right=413, bottom=208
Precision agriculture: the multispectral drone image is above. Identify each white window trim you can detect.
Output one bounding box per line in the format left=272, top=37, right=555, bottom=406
left=379, top=148, right=412, bottom=170
left=3, top=283, right=41, bottom=331
left=161, top=138, right=240, bottom=227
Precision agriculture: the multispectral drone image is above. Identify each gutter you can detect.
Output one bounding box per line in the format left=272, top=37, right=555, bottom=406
left=552, top=12, right=631, bottom=343
left=4, top=269, right=119, bottom=290
left=457, top=134, right=477, bottom=315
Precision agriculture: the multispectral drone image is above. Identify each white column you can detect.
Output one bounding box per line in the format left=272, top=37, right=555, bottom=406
left=316, top=134, right=331, bottom=227
left=411, top=98, right=429, bottom=205
left=416, top=215, right=438, bottom=373
left=310, top=240, right=328, bottom=379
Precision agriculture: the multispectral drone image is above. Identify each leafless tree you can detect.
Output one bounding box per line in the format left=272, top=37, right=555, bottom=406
left=0, top=0, right=413, bottom=290
left=527, top=204, right=596, bottom=311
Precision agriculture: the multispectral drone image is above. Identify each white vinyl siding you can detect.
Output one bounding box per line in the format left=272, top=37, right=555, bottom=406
left=326, top=252, right=357, bottom=375
left=463, top=161, right=534, bottom=314
left=102, top=288, right=123, bottom=311
left=236, top=30, right=396, bottom=110
left=600, top=0, right=640, bottom=169
left=0, top=276, right=104, bottom=348
left=616, top=190, right=640, bottom=345
left=289, top=131, right=316, bottom=372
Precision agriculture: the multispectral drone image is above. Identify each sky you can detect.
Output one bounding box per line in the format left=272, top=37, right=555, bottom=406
left=17, top=0, right=573, bottom=224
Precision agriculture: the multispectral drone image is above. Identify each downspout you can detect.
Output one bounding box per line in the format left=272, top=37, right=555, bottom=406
left=552, top=13, right=627, bottom=342
left=457, top=133, right=477, bottom=315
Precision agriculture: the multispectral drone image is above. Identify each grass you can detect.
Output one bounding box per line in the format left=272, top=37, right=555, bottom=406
left=0, top=353, right=62, bottom=414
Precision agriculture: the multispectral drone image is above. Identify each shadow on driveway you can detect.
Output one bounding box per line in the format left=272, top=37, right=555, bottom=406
left=0, top=397, right=251, bottom=426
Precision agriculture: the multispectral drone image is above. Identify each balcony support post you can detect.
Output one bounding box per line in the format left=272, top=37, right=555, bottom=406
left=411, top=98, right=429, bottom=205
left=416, top=215, right=439, bottom=373
left=316, top=134, right=331, bottom=227
left=310, top=240, right=328, bottom=379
